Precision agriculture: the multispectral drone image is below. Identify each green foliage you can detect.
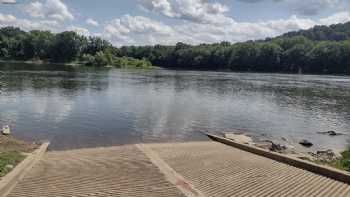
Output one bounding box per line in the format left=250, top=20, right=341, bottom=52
left=0, top=151, right=25, bottom=177
left=81, top=54, right=95, bottom=66
left=50, top=31, right=83, bottom=62
left=327, top=149, right=350, bottom=172
left=94, top=51, right=112, bottom=66
left=280, top=23, right=350, bottom=41
left=121, top=22, right=350, bottom=74
left=3, top=21, right=350, bottom=73
left=113, top=57, right=152, bottom=68
left=0, top=26, right=151, bottom=68
left=81, top=50, right=152, bottom=68
left=82, top=37, right=112, bottom=56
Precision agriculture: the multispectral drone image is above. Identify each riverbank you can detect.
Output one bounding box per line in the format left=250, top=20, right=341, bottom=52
left=0, top=135, right=39, bottom=177
left=222, top=131, right=350, bottom=172
left=0, top=60, right=82, bottom=67
left=0, top=55, right=154, bottom=69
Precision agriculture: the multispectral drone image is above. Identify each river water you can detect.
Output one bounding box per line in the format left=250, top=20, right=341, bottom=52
left=1, top=64, right=350, bottom=151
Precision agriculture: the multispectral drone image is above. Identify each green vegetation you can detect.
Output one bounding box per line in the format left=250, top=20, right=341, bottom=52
left=278, top=22, right=350, bottom=41
left=309, top=148, right=350, bottom=172
left=0, top=151, right=25, bottom=177
left=2, top=22, right=350, bottom=73
left=0, top=135, right=38, bottom=177
left=329, top=149, right=350, bottom=172
left=0, top=27, right=151, bottom=68
left=120, top=22, right=350, bottom=74
left=80, top=50, right=152, bottom=68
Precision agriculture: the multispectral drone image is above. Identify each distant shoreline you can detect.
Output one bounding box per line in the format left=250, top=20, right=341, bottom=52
left=0, top=60, right=350, bottom=77
left=0, top=59, right=82, bottom=67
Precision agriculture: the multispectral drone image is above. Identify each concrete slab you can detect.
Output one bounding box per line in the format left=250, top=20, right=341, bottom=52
left=147, top=142, right=350, bottom=197
left=6, top=145, right=186, bottom=197
left=6, top=142, right=350, bottom=197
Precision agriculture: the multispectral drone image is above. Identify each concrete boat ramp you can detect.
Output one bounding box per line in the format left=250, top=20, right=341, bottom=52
left=4, top=141, right=350, bottom=197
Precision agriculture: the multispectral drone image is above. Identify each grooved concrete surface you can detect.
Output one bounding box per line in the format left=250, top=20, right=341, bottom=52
left=7, top=145, right=185, bottom=197
left=7, top=142, right=350, bottom=197
left=146, top=142, right=350, bottom=197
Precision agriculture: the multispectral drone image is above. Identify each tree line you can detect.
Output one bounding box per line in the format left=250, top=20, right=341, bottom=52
left=0, top=27, right=151, bottom=68
left=121, top=37, right=350, bottom=74
left=2, top=22, right=350, bottom=74
left=121, top=22, right=350, bottom=74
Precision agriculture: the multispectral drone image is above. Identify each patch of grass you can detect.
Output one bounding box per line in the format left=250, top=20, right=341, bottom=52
left=301, top=149, right=350, bottom=172
left=329, top=149, right=350, bottom=172
left=0, top=151, right=25, bottom=177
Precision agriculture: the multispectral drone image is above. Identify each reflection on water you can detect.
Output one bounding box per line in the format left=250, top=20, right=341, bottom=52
left=1, top=63, right=350, bottom=150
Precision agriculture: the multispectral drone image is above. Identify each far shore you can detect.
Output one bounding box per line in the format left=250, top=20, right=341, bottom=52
left=0, top=59, right=83, bottom=67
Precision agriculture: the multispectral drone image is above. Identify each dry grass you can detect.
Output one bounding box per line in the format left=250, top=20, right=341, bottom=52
left=0, top=135, right=39, bottom=153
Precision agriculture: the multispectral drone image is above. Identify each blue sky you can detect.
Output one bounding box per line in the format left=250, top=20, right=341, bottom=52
left=0, top=0, right=350, bottom=46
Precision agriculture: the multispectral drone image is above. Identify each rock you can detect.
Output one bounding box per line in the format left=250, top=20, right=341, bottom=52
left=2, top=125, right=11, bottom=135
left=308, top=149, right=341, bottom=162
left=281, top=137, right=288, bottom=142
left=271, top=143, right=287, bottom=152
left=299, top=139, right=313, bottom=147
left=317, top=131, right=344, bottom=136
left=262, top=140, right=287, bottom=153
left=327, top=131, right=337, bottom=136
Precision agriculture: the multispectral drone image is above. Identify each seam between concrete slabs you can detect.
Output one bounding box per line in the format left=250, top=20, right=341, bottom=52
left=136, top=144, right=205, bottom=197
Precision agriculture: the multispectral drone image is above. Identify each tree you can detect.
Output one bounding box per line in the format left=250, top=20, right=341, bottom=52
left=50, top=31, right=82, bottom=62
left=283, top=44, right=311, bottom=73
left=82, top=37, right=111, bottom=56
left=228, top=42, right=260, bottom=71
left=309, top=42, right=342, bottom=73
left=257, top=43, right=282, bottom=71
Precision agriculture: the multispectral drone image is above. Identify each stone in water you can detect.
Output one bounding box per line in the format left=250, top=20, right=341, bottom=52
left=299, top=139, right=313, bottom=147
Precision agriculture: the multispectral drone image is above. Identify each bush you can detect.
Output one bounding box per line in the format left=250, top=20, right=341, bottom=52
left=81, top=54, right=95, bottom=66
left=113, top=57, right=152, bottom=69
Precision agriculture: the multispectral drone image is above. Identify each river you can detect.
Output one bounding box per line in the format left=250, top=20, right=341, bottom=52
left=1, top=64, right=350, bottom=151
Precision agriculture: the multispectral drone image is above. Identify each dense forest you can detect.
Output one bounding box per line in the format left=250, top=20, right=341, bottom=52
left=121, top=22, right=350, bottom=74
left=0, top=27, right=152, bottom=68
left=2, top=22, right=350, bottom=74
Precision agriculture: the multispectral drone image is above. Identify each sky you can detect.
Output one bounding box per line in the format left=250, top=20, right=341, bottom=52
left=0, top=0, right=350, bottom=46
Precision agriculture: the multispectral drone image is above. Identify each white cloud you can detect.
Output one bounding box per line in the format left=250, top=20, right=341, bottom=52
left=0, top=0, right=16, bottom=4
left=103, top=15, right=178, bottom=46
left=138, top=0, right=232, bottom=24
left=1, top=0, right=350, bottom=47
left=86, top=18, right=99, bottom=27
left=319, top=11, right=350, bottom=25
left=0, top=13, right=17, bottom=24
left=0, top=13, right=60, bottom=31
left=102, top=11, right=350, bottom=46
left=23, top=0, right=74, bottom=21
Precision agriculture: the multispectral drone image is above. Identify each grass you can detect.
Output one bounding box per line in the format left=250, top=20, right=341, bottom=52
left=309, top=149, right=350, bottom=172
left=0, top=135, right=38, bottom=177
left=328, top=149, right=350, bottom=172
left=0, top=151, right=25, bottom=177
